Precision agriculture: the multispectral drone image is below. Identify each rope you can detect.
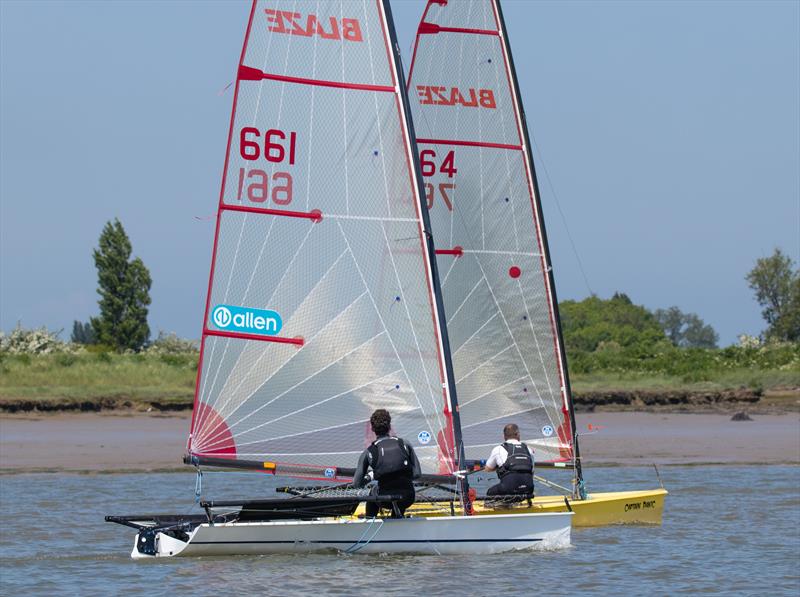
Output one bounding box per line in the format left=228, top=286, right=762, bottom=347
left=344, top=517, right=384, bottom=554
left=533, top=474, right=572, bottom=495
left=194, top=469, right=203, bottom=503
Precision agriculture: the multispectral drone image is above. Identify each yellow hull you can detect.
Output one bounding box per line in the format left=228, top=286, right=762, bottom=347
left=408, top=488, right=667, bottom=527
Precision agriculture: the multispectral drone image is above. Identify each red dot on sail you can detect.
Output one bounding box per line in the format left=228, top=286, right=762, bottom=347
left=509, top=266, right=522, bottom=278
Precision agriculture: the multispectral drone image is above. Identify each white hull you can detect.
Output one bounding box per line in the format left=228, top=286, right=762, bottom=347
left=132, top=512, right=572, bottom=558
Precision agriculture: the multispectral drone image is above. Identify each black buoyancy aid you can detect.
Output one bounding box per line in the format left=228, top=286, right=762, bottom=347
left=368, top=437, right=412, bottom=480
left=497, top=442, right=533, bottom=478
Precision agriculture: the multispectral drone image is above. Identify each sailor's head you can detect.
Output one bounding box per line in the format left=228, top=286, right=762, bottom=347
left=370, top=409, right=391, bottom=436
left=503, top=423, right=520, bottom=440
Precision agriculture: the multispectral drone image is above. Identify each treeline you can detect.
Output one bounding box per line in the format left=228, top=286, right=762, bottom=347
left=559, top=293, right=798, bottom=380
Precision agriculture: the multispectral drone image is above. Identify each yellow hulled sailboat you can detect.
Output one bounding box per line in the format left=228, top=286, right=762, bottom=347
left=405, top=0, right=666, bottom=525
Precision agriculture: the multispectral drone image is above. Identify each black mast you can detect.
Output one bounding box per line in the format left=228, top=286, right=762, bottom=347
left=381, top=0, right=471, bottom=511
left=493, top=0, right=585, bottom=497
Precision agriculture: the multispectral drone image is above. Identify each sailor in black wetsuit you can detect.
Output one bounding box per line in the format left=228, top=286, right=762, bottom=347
left=484, top=423, right=534, bottom=497
left=353, top=409, right=421, bottom=518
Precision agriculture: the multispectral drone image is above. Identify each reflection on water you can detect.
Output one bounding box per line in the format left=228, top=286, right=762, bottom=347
left=1, top=466, right=798, bottom=595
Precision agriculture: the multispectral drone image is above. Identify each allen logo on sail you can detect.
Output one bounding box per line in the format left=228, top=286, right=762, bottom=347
left=417, top=86, right=497, bottom=109
left=265, top=9, right=363, bottom=42
left=211, top=304, right=283, bottom=336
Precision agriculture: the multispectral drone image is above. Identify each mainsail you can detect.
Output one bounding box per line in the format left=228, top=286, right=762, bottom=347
left=188, top=0, right=462, bottom=480
left=407, top=0, right=579, bottom=465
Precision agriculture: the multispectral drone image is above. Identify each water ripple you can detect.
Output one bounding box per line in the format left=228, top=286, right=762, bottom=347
left=0, top=465, right=798, bottom=595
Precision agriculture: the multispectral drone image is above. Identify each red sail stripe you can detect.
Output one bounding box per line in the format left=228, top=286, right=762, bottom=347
left=204, top=328, right=304, bottom=347
left=238, top=64, right=395, bottom=93
left=418, top=21, right=499, bottom=36
left=416, top=137, right=522, bottom=151
left=221, top=203, right=323, bottom=222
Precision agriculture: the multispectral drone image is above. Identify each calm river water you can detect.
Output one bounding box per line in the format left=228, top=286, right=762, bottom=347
left=1, top=465, right=798, bottom=595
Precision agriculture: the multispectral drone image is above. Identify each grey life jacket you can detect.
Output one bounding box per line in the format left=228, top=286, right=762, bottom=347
left=497, top=442, right=533, bottom=478
left=368, top=437, right=413, bottom=481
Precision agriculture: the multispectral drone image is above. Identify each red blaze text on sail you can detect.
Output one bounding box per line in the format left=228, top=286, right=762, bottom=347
left=265, top=9, right=363, bottom=42
left=417, top=86, right=497, bottom=109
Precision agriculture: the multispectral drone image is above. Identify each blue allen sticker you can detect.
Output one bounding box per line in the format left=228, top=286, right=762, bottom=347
left=211, top=304, right=282, bottom=336
left=324, top=468, right=336, bottom=478
left=542, top=425, right=554, bottom=437
left=417, top=431, right=431, bottom=445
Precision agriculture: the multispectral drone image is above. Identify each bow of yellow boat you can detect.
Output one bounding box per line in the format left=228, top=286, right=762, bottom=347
left=407, top=488, right=668, bottom=527
left=519, top=488, right=668, bottom=526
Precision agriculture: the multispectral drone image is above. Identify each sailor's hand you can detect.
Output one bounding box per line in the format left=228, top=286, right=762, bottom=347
left=363, top=471, right=374, bottom=483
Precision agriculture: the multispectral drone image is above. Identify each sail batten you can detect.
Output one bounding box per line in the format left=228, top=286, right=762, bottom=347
left=189, top=0, right=460, bottom=478
left=408, top=0, right=576, bottom=464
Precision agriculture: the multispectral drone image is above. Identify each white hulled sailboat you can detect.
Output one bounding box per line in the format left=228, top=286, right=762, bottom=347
left=107, top=0, right=571, bottom=557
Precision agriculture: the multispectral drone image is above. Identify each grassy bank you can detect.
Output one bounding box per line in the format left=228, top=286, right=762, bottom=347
left=570, top=370, right=799, bottom=393
left=0, top=352, right=196, bottom=405
left=0, top=346, right=797, bottom=411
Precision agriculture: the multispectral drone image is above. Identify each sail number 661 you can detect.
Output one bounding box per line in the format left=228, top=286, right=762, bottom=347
left=236, top=127, right=297, bottom=205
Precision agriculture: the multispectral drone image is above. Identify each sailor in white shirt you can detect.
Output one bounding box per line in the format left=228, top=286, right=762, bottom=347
left=483, top=423, right=534, bottom=496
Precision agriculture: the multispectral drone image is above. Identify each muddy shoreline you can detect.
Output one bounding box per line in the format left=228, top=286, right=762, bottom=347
left=1, top=411, right=798, bottom=473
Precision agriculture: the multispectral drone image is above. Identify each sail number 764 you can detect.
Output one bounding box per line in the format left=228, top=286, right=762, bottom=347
left=420, top=149, right=457, bottom=211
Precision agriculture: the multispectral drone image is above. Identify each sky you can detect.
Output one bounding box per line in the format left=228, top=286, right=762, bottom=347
left=1, top=0, right=798, bottom=347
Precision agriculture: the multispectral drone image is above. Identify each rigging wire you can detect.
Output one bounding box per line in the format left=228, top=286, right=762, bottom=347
left=527, top=128, right=594, bottom=297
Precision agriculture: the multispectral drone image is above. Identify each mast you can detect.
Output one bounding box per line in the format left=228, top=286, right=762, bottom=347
left=492, top=0, right=584, bottom=496
left=380, top=0, right=469, bottom=507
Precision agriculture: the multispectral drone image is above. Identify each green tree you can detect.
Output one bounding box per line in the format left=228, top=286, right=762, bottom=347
left=559, top=293, right=667, bottom=353
left=70, top=320, right=96, bottom=344
left=746, top=248, right=800, bottom=342
left=90, top=219, right=152, bottom=351
left=654, top=306, right=718, bottom=348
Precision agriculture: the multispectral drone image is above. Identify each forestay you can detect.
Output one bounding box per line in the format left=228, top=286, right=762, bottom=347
left=408, top=0, right=576, bottom=463
left=188, top=0, right=459, bottom=479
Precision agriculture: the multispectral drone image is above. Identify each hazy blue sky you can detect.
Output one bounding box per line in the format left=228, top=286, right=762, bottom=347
left=1, top=0, right=798, bottom=347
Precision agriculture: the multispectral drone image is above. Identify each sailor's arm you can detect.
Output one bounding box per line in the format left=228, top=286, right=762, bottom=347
left=407, top=444, right=422, bottom=479
left=352, top=450, right=370, bottom=488
left=483, top=447, right=500, bottom=472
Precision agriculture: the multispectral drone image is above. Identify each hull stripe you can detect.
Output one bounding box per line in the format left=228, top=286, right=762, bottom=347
left=190, top=538, right=544, bottom=545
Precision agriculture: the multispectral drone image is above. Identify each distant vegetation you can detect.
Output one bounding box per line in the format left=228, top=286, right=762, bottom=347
left=559, top=293, right=799, bottom=390
left=1, top=310, right=797, bottom=406
left=0, top=329, right=197, bottom=404
left=70, top=321, right=95, bottom=345
left=560, top=292, right=667, bottom=353
left=654, top=306, right=718, bottom=349
left=0, top=249, right=797, bottom=406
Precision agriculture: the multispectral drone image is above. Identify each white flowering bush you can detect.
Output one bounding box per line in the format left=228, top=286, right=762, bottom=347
left=145, top=331, right=199, bottom=355
left=737, top=334, right=762, bottom=349
left=0, top=324, right=83, bottom=355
